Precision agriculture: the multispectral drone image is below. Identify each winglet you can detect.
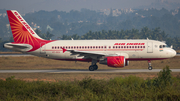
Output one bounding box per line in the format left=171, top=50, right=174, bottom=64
left=62, top=48, right=67, bottom=53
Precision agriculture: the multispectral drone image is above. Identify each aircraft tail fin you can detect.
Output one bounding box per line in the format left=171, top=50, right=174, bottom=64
left=6, top=10, right=43, bottom=43
left=6, top=10, right=53, bottom=52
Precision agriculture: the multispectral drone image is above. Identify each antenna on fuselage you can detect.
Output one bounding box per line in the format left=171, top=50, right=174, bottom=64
left=147, top=38, right=149, bottom=40
left=71, top=38, right=73, bottom=40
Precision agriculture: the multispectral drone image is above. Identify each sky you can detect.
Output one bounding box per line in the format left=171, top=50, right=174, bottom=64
left=0, top=0, right=179, bottom=14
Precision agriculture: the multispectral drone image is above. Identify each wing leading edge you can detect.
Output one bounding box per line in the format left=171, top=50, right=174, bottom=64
left=61, top=48, right=128, bottom=60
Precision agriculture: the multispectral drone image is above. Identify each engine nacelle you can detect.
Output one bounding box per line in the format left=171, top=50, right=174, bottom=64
left=99, top=56, right=126, bottom=68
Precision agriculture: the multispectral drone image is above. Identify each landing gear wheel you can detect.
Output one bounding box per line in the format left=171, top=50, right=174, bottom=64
left=94, top=65, right=98, bottom=70
left=148, top=66, right=152, bottom=70
left=89, top=65, right=94, bottom=71
left=147, top=60, right=153, bottom=70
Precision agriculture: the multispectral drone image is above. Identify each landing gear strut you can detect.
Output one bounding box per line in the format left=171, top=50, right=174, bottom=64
left=89, top=60, right=98, bottom=71
left=148, top=60, right=152, bottom=70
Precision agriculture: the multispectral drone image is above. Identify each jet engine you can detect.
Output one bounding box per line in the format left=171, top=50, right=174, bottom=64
left=99, top=56, right=126, bottom=68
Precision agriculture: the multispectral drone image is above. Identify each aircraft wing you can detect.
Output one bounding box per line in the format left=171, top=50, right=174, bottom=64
left=62, top=48, right=129, bottom=60
left=62, top=48, right=107, bottom=60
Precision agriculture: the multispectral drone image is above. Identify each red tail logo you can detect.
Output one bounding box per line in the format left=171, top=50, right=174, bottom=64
left=7, top=10, right=53, bottom=52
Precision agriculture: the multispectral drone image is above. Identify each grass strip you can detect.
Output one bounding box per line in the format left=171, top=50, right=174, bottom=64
left=0, top=66, right=180, bottom=100
left=0, top=56, right=180, bottom=70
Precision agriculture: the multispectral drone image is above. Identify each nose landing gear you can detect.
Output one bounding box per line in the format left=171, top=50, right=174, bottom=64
left=148, top=60, right=152, bottom=70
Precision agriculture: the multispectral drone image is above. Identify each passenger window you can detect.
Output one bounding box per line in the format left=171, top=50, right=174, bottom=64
left=159, top=45, right=163, bottom=48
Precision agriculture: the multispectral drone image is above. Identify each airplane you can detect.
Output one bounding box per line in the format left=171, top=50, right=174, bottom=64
left=4, top=10, right=177, bottom=71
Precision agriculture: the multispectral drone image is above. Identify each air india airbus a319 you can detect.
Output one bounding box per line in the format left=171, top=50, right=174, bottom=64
left=4, top=10, right=176, bottom=71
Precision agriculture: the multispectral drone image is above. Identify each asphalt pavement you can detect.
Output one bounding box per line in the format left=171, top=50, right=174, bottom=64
left=0, top=69, right=180, bottom=73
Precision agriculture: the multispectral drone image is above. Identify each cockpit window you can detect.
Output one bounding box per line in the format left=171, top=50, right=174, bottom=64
left=159, top=45, right=169, bottom=48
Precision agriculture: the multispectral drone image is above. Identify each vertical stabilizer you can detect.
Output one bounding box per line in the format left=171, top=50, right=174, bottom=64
left=7, top=10, right=43, bottom=43
left=6, top=10, right=53, bottom=52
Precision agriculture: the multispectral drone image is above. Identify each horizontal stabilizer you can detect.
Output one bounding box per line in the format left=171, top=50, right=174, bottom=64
left=4, top=43, right=32, bottom=52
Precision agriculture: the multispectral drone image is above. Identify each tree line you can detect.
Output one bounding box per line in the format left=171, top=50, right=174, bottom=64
left=0, top=27, right=179, bottom=51
left=0, top=8, right=180, bottom=41
left=60, top=27, right=180, bottom=50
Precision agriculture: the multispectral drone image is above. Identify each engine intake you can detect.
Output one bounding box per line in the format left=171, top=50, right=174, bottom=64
left=99, top=56, right=126, bottom=68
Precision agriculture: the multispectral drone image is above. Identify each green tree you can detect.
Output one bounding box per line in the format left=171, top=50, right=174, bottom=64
left=35, top=29, right=54, bottom=40
left=45, top=31, right=54, bottom=40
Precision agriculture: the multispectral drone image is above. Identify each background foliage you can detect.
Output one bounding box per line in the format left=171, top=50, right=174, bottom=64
left=0, top=8, right=180, bottom=51
left=0, top=66, right=180, bottom=100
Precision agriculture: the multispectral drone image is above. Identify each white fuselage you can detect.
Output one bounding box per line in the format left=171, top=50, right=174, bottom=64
left=29, top=39, right=176, bottom=61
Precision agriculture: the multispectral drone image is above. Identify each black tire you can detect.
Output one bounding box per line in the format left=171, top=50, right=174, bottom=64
left=89, top=65, right=94, bottom=71
left=94, top=65, right=98, bottom=70
left=148, top=66, right=152, bottom=70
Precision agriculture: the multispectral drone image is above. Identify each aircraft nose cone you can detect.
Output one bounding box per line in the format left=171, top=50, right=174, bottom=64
left=171, top=49, right=176, bottom=57
left=172, top=50, right=177, bottom=57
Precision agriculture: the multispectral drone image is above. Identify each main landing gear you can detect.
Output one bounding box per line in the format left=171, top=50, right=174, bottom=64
left=89, top=64, right=98, bottom=71
left=148, top=60, right=152, bottom=70
left=89, top=60, right=98, bottom=71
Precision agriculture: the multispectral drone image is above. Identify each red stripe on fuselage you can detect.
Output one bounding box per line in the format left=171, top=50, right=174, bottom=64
left=45, top=49, right=144, bottom=51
